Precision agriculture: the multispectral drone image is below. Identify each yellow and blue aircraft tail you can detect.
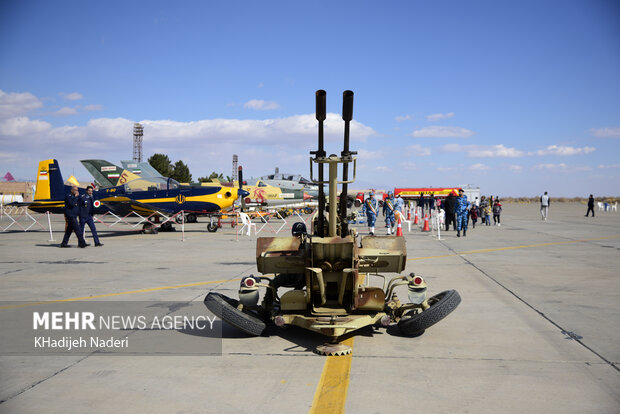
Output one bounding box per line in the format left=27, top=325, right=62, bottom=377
left=30, top=159, right=67, bottom=213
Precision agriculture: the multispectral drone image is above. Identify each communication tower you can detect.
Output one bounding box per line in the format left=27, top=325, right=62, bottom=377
left=232, top=154, right=238, bottom=182
left=133, top=123, right=144, bottom=162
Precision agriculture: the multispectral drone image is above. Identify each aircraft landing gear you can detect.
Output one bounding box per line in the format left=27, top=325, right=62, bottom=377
left=207, top=216, right=218, bottom=232
left=175, top=213, right=197, bottom=224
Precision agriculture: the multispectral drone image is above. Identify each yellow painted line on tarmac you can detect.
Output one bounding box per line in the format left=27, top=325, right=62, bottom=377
left=408, top=235, right=620, bottom=262
left=308, top=337, right=355, bottom=414
left=0, top=278, right=240, bottom=310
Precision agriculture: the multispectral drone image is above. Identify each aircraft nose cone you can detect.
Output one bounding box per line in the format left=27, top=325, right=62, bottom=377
left=238, top=189, right=250, bottom=198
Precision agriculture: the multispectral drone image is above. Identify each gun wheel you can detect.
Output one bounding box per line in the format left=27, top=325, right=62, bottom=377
left=204, top=292, right=266, bottom=336
left=397, top=289, right=461, bottom=336
left=315, top=343, right=352, bottom=356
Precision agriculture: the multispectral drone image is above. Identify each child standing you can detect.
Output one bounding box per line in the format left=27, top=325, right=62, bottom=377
left=484, top=201, right=492, bottom=226
left=493, top=200, right=503, bottom=226
left=470, top=204, right=478, bottom=228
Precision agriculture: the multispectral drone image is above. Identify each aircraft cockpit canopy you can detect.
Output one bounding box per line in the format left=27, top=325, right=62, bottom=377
left=124, top=177, right=180, bottom=192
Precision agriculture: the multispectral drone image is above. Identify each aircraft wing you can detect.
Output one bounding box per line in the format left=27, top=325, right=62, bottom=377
left=98, top=196, right=175, bottom=216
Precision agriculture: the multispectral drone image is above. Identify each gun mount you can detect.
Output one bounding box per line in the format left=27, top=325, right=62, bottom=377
left=204, top=90, right=461, bottom=356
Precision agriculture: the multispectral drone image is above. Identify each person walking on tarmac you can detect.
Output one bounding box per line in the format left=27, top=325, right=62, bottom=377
left=456, top=188, right=470, bottom=237
left=428, top=193, right=436, bottom=212
left=443, top=191, right=456, bottom=231
left=60, top=186, right=87, bottom=248
left=585, top=194, right=595, bottom=217
left=540, top=191, right=550, bottom=221
left=80, top=185, right=103, bottom=247
left=492, top=199, right=503, bottom=226
left=361, top=192, right=378, bottom=235
left=470, top=203, right=479, bottom=228
left=394, top=193, right=405, bottom=215
left=383, top=191, right=397, bottom=234
left=418, top=193, right=426, bottom=216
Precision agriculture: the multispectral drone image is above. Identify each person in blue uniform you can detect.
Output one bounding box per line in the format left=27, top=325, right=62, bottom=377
left=80, top=185, right=103, bottom=247
left=361, top=192, right=378, bottom=235
left=455, top=188, right=470, bottom=237
left=383, top=191, right=396, bottom=235
left=394, top=193, right=405, bottom=215
left=60, top=186, right=87, bottom=248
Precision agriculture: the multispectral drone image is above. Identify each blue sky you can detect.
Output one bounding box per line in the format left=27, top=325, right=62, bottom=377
left=1, top=0, right=619, bottom=196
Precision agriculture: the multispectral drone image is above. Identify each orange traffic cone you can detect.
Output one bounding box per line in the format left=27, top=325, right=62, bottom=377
left=396, top=215, right=403, bottom=236
left=413, top=208, right=419, bottom=224
left=422, top=214, right=430, bottom=232
left=407, top=208, right=411, bottom=221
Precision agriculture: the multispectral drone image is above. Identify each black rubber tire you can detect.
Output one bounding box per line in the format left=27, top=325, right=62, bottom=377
left=175, top=215, right=185, bottom=224
left=187, top=213, right=197, bottom=223
left=204, top=292, right=266, bottom=336
left=207, top=222, right=218, bottom=232
left=398, top=290, right=461, bottom=336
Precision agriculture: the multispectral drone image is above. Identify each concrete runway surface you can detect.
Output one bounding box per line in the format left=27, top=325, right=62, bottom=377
left=0, top=202, right=618, bottom=413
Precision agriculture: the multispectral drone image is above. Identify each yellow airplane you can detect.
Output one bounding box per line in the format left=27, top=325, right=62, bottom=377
left=22, top=160, right=248, bottom=227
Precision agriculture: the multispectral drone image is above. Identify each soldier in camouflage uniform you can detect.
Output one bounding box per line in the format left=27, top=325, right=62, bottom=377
left=456, top=188, right=470, bottom=237
left=361, top=192, right=378, bottom=235
left=383, top=191, right=397, bottom=235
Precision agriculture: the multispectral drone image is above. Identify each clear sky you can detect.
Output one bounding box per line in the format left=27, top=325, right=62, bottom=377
left=1, top=0, right=619, bottom=196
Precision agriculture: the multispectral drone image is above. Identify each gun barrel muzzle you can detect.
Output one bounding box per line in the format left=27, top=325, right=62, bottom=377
left=342, top=90, right=354, bottom=121
left=316, top=90, right=326, bottom=121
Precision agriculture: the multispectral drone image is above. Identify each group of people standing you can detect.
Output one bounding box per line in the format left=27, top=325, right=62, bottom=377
left=60, top=185, right=103, bottom=248
left=361, top=191, right=405, bottom=235
left=361, top=189, right=503, bottom=238
left=416, top=192, right=436, bottom=217
left=441, top=189, right=470, bottom=236
left=443, top=191, right=502, bottom=236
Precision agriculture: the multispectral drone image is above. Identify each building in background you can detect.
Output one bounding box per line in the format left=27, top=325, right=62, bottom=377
left=0, top=181, right=35, bottom=203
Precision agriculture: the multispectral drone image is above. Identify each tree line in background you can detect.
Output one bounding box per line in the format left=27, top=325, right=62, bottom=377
left=147, top=153, right=230, bottom=184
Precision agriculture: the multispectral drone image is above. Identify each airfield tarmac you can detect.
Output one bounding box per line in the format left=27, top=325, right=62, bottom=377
left=0, top=202, right=618, bottom=414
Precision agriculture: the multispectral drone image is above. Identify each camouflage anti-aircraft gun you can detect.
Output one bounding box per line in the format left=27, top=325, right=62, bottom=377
left=204, top=90, right=461, bottom=355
